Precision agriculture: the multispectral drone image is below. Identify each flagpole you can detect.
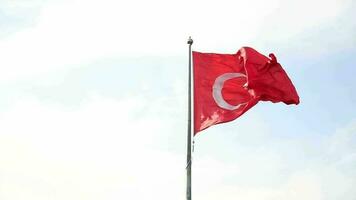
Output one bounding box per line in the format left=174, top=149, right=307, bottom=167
left=186, top=36, right=193, bottom=200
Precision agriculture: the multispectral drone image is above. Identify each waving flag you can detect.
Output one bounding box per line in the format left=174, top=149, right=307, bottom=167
left=193, top=47, right=299, bottom=134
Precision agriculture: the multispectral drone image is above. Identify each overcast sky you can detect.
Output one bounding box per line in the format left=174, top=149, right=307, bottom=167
left=0, top=0, right=355, bottom=199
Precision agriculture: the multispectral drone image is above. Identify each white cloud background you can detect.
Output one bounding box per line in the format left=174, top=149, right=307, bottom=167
left=0, top=0, right=355, bottom=199
left=0, top=95, right=186, bottom=200
left=1, top=0, right=354, bottom=81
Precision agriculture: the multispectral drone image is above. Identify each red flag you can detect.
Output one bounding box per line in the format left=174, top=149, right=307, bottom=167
left=193, top=47, right=299, bottom=134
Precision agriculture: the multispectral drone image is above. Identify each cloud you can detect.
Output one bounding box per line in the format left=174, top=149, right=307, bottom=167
left=1, top=0, right=353, bottom=82
left=0, top=94, right=187, bottom=200
left=190, top=119, right=356, bottom=200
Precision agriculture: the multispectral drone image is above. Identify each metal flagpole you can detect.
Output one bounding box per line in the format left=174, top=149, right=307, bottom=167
left=186, top=36, right=193, bottom=200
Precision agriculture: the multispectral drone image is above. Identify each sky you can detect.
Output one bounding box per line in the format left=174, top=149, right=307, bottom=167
left=0, top=0, right=355, bottom=199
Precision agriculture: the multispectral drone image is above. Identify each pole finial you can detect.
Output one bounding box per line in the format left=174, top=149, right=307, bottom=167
left=187, top=36, right=193, bottom=45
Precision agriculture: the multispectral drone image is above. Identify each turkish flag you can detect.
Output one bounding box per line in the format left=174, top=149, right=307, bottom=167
left=193, top=47, right=299, bottom=134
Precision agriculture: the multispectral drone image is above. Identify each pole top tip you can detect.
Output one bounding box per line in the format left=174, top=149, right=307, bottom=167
left=187, top=36, right=193, bottom=45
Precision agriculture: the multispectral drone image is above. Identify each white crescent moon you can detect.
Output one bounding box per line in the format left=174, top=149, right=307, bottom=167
left=212, top=73, right=247, bottom=110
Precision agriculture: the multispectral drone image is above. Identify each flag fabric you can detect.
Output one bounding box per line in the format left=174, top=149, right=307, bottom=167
left=193, top=47, right=299, bottom=134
